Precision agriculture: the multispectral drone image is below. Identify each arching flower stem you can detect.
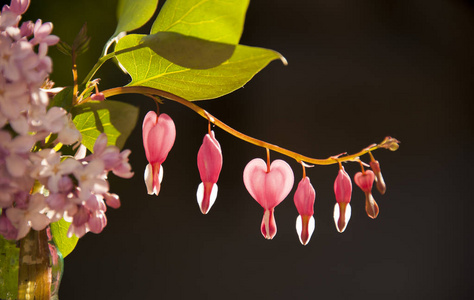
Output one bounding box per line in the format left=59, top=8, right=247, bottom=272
left=97, top=86, right=399, bottom=166
left=266, top=148, right=271, bottom=173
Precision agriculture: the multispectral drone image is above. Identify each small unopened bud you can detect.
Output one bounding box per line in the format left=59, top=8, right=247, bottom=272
left=354, top=170, right=379, bottom=219
left=90, top=93, right=105, bottom=101
left=379, top=136, right=400, bottom=151
left=370, top=160, right=386, bottom=195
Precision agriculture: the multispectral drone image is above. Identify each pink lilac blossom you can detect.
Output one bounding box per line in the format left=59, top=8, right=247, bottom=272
left=0, top=0, right=133, bottom=241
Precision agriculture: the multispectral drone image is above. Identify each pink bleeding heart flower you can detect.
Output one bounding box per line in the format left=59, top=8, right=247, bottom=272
left=370, top=159, right=386, bottom=195
left=243, top=158, right=294, bottom=240
left=294, top=176, right=316, bottom=245
left=196, top=130, right=222, bottom=214
left=354, top=170, right=379, bottom=219
left=333, top=166, right=352, bottom=233
left=142, top=111, right=176, bottom=196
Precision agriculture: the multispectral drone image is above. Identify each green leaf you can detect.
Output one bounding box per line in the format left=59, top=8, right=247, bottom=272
left=50, top=219, right=78, bottom=258
left=114, top=0, right=159, bottom=37
left=72, top=100, right=139, bottom=151
left=115, top=34, right=286, bottom=101
left=141, top=32, right=235, bottom=69
left=0, top=235, right=19, bottom=299
left=151, top=0, right=249, bottom=44
left=49, top=86, right=74, bottom=112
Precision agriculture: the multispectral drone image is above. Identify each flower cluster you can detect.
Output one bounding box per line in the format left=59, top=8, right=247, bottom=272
left=142, top=108, right=396, bottom=245
left=0, top=0, right=133, bottom=241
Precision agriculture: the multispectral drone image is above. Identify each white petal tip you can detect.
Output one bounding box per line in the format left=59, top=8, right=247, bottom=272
left=197, top=182, right=218, bottom=214
left=296, top=215, right=315, bottom=245
left=333, top=203, right=351, bottom=233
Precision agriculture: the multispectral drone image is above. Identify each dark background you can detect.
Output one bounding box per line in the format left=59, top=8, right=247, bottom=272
left=21, top=0, right=474, bottom=299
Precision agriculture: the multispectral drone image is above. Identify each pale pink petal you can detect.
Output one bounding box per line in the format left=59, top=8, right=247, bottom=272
left=9, top=115, right=29, bottom=135
left=9, top=0, right=30, bottom=15
left=5, top=207, right=23, bottom=224
left=30, top=212, right=50, bottom=230
left=28, top=193, right=46, bottom=211
left=243, top=158, right=294, bottom=209
left=42, top=35, right=59, bottom=46
left=15, top=220, right=31, bottom=239
left=354, top=170, right=375, bottom=193
left=197, top=131, right=222, bottom=184
left=9, top=134, right=35, bottom=152
left=370, top=160, right=386, bottom=195
left=74, top=144, right=87, bottom=160
left=104, top=193, right=120, bottom=209
left=293, top=177, right=315, bottom=216
left=365, top=192, right=379, bottom=219
left=260, top=209, right=277, bottom=239
left=334, top=167, right=352, bottom=203
left=88, top=211, right=107, bottom=234
left=145, top=113, right=176, bottom=164
left=93, top=133, right=108, bottom=155
left=6, top=154, right=27, bottom=177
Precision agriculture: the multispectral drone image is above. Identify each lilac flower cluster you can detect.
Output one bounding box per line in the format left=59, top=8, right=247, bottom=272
left=0, top=0, right=133, bottom=241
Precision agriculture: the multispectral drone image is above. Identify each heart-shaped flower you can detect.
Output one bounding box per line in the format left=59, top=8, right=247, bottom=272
left=243, top=158, right=294, bottom=239
left=142, top=111, right=176, bottom=196
left=354, top=170, right=379, bottom=219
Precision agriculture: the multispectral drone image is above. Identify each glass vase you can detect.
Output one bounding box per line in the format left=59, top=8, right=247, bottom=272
left=0, top=228, right=63, bottom=300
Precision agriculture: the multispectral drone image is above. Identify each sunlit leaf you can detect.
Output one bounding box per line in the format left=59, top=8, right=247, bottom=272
left=141, top=32, right=235, bottom=69
left=115, top=34, right=286, bottom=101
left=72, top=100, right=139, bottom=151
left=115, top=0, right=159, bottom=37
left=50, top=219, right=78, bottom=258
left=49, top=86, right=74, bottom=112
left=151, top=0, right=249, bottom=44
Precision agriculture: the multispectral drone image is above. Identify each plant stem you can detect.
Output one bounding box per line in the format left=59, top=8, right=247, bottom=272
left=81, top=45, right=145, bottom=86
left=98, top=86, right=398, bottom=166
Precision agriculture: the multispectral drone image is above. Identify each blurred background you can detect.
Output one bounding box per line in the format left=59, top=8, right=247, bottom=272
left=23, top=0, right=474, bottom=299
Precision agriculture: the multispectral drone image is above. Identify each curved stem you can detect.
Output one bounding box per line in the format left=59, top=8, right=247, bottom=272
left=81, top=45, right=144, bottom=85
left=98, top=86, right=398, bottom=166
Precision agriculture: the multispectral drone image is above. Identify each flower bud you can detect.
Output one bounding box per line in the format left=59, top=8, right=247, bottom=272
left=333, top=167, right=352, bottom=233
left=294, top=177, right=315, bottom=245
left=354, top=170, right=379, bottom=219
left=196, top=131, right=222, bottom=214
left=370, top=160, right=386, bottom=195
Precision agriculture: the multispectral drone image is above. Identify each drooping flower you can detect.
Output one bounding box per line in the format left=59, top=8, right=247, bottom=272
left=243, top=158, right=294, bottom=239
left=370, top=159, right=386, bottom=195
left=142, top=111, right=176, bottom=195
left=294, top=176, right=316, bottom=245
left=196, top=130, right=222, bottom=214
left=333, top=166, right=352, bottom=233
left=354, top=169, right=379, bottom=219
